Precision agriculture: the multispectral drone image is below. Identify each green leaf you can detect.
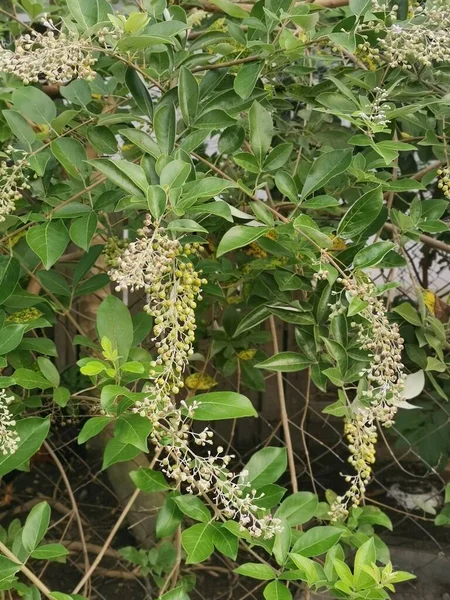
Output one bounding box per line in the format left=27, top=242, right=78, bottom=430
left=22, top=501, right=51, bottom=553
left=212, top=524, right=238, bottom=559
left=37, top=357, right=60, bottom=388
left=0, top=256, right=20, bottom=304
left=291, top=526, right=342, bottom=557
left=234, top=563, right=276, bottom=580
left=182, top=523, right=215, bottom=563
left=0, top=556, right=19, bottom=583
left=0, top=324, right=25, bottom=355
left=209, top=0, right=249, bottom=17
left=37, top=271, right=71, bottom=297
left=27, top=221, right=69, bottom=270
left=179, top=67, right=199, bottom=125
left=264, top=144, right=293, bottom=172
left=216, top=225, right=269, bottom=257
left=160, top=160, right=191, bottom=188
left=354, top=538, right=376, bottom=589
left=61, top=79, right=92, bottom=106
left=130, top=468, right=171, bottom=492
left=194, top=109, right=237, bottom=130
left=338, top=186, right=383, bottom=239
left=353, top=242, right=396, bottom=269
left=256, top=352, right=312, bottom=372
left=182, top=177, right=237, bottom=203
left=3, top=110, right=36, bottom=145
left=120, top=129, right=161, bottom=159
left=117, top=35, right=175, bottom=51
left=147, top=185, right=167, bottom=221
left=156, top=493, right=183, bottom=538
left=294, top=215, right=333, bottom=249
left=273, top=518, right=291, bottom=566
left=14, top=368, right=52, bottom=389
left=96, top=296, right=134, bottom=365
left=0, top=417, right=50, bottom=477
left=234, top=61, right=262, bottom=100
left=51, top=138, right=89, bottom=180
left=31, top=543, right=69, bottom=561
left=66, top=0, right=104, bottom=28
left=347, top=296, right=369, bottom=317
left=275, top=492, right=318, bottom=526
left=154, top=103, right=176, bottom=155
left=288, top=554, right=320, bottom=585
left=70, top=213, right=98, bottom=251
left=89, top=159, right=146, bottom=197
left=12, top=87, right=56, bottom=125
left=234, top=306, right=271, bottom=337
left=249, top=101, right=273, bottom=164
left=174, top=495, right=211, bottom=523
left=125, top=67, right=153, bottom=120
left=78, top=417, right=113, bottom=444
left=275, top=171, right=299, bottom=203
left=102, top=439, right=140, bottom=470
left=263, top=581, right=292, bottom=600
left=53, top=387, right=71, bottom=407
left=115, top=414, right=152, bottom=452
left=183, top=391, right=256, bottom=420
left=160, top=587, right=189, bottom=600
left=392, top=302, right=421, bottom=326
left=242, top=447, right=287, bottom=488
left=301, top=149, right=352, bottom=198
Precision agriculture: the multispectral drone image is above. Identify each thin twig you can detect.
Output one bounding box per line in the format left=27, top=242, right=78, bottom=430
left=269, top=316, right=298, bottom=493
left=43, top=441, right=91, bottom=597
left=300, top=368, right=317, bottom=494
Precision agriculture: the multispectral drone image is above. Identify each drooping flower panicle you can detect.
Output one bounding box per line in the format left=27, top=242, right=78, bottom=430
left=329, top=278, right=405, bottom=520
left=109, top=219, right=282, bottom=539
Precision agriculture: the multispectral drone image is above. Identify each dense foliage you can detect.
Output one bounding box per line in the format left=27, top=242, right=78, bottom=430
left=0, top=0, right=449, bottom=598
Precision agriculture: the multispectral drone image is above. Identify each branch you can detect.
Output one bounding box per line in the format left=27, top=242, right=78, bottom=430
left=0, top=541, right=53, bottom=600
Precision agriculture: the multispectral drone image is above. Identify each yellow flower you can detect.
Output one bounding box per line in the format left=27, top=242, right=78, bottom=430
left=185, top=373, right=218, bottom=391
left=238, top=349, right=257, bottom=361
left=6, top=308, right=43, bottom=323
left=330, top=236, right=346, bottom=251
left=264, top=230, right=278, bottom=241
left=245, top=243, right=267, bottom=258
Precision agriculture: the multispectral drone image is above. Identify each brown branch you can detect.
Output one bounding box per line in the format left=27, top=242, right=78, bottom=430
left=0, top=541, right=53, bottom=600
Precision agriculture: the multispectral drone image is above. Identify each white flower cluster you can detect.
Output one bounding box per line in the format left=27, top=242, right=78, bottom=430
left=110, top=219, right=282, bottom=538
left=187, top=9, right=209, bottom=28
left=157, top=402, right=283, bottom=538
left=0, top=29, right=96, bottom=84
left=0, top=148, right=30, bottom=222
left=109, top=216, right=206, bottom=417
left=0, top=390, right=20, bottom=456
left=360, top=0, right=450, bottom=69
left=329, top=278, right=405, bottom=520
left=359, top=87, right=389, bottom=129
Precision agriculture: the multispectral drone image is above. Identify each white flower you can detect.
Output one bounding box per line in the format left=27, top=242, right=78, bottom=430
left=0, top=390, right=20, bottom=455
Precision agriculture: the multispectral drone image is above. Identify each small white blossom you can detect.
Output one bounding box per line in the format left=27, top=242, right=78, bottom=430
left=0, top=390, right=20, bottom=456
left=0, top=29, right=96, bottom=85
